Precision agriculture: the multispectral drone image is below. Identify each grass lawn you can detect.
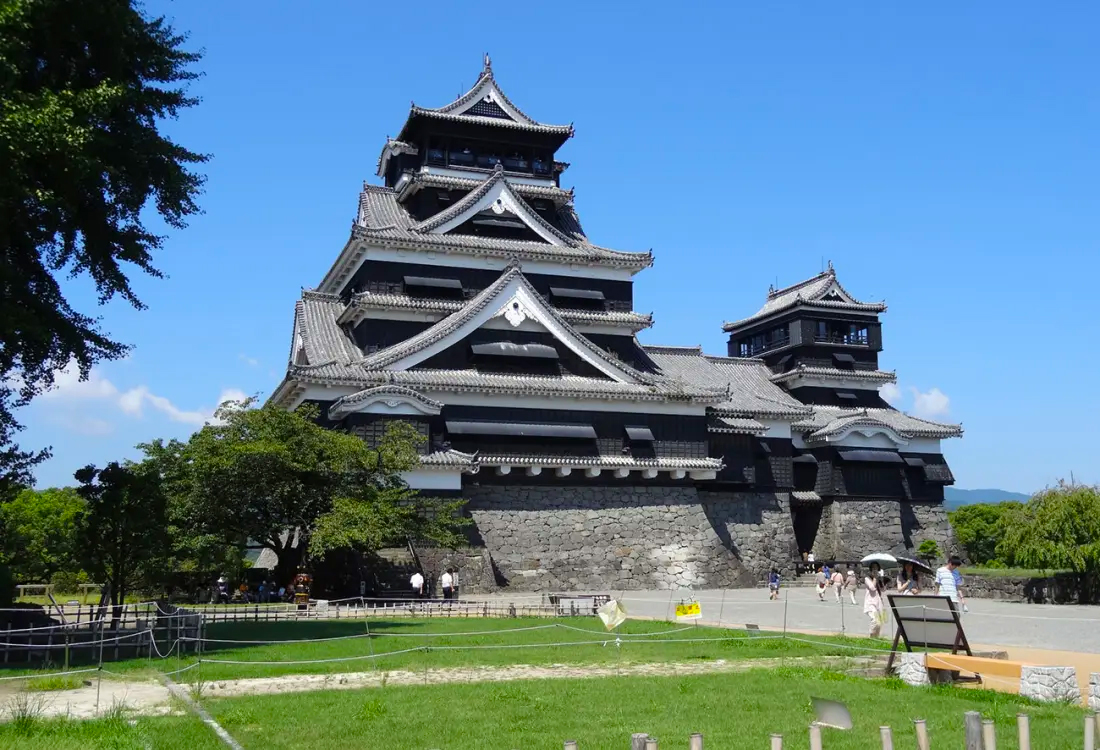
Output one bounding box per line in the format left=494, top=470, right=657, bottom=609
left=3, top=667, right=1085, bottom=749
left=0, top=710, right=222, bottom=750
left=0, top=618, right=891, bottom=683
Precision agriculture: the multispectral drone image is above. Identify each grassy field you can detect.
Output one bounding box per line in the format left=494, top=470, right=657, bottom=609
left=0, top=707, right=221, bottom=750
left=0, top=617, right=891, bottom=682
left=1, top=667, right=1088, bottom=749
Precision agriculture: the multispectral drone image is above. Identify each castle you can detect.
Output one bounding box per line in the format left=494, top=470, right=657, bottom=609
left=270, top=58, right=962, bottom=590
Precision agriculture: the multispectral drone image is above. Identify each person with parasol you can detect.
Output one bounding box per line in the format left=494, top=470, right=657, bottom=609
left=895, top=555, right=932, bottom=595
left=860, top=553, right=894, bottom=637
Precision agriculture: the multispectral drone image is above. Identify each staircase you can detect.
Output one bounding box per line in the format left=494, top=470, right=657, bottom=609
left=371, top=547, right=421, bottom=597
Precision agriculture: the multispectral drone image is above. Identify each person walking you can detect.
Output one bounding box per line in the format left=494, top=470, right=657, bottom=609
left=864, top=562, right=888, bottom=637
left=440, top=569, right=454, bottom=600
left=830, top=568, right=844, bottom=603
left=896, top=562, right=922, bottom=595
left=935, top=555, right=967, bottom=611
left=409, top=570, right=425, bottom=599
left=768, top=568, right=781, bottom=600
left=844, top=568, right=858, bottom=605
left=814, top=566, right=827, bottom=601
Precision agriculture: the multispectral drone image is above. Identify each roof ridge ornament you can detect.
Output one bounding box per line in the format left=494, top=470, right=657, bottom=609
left=483, top=52, right=492, bottom=74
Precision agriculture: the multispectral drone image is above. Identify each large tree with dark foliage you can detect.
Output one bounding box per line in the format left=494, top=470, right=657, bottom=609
left=75, top=461, right=167, bottom=607
left=0, top=0, right=207, bottom=491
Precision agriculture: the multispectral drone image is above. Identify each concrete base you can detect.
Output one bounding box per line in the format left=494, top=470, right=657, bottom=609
left=1088, top=672, right=1100, bottom=712
left=1019, top=665, right=1081, bottom=704
left=895, top=652, right=929, bottom=686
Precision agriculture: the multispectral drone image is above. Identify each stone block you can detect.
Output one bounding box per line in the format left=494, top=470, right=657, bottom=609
left=1019, top=665, right=1081, bottom=704
left=895, top=652, right=929, bottom=686
left=1088, top=672, right=1100, bottom=712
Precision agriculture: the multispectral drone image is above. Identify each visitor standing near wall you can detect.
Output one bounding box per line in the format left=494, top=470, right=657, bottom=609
left=864, top=562, right=888, bottom=637
left=830, top=568, right=844, bottom=603
left=935, top=555, right=967, bottom=612
left=814, top=567, right=827, bottom=601
left=410, top=570, right=424, bottom=599
left=768, top=568, right=781, bottom=600
left=441, top=569, right=454, bottom=600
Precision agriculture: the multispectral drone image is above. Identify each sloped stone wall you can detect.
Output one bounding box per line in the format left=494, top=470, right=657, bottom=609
left=463, top=485, right=797, bottom=591
left=826, top=499, right=957, bottom=559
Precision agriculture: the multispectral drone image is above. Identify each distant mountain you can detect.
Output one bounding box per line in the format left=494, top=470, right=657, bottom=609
left=944, top=487, right=1031, bottom=510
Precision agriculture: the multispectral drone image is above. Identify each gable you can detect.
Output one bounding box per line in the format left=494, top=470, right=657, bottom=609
left=814, top=280, right=857, bottom=304
left=361, top=268, right=647, bottom=384
left=418, top=173, right=569, bottom=246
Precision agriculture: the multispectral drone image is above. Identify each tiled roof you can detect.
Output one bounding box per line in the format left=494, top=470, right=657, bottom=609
left=295, top=291, right=363, bottom=366
left=347, top=182, right=652, bottom=271
left=770, top=366, right=897, bottom=385
left=723, top=266, right=888, bottom=331
left=327, top=385, right=443, bottom=420
left=289, top=367, right=722, bottom=403
left=339, top=291, right=654, bottom=332
left=791, top=491, right=822, bottom=503
left=793, top=406, right=963, bottom=441
left=395, top=170, right=573, bottom=205
left=708, top=416, right=768, bottom=436
left=475, top=454, right=724, bottom=471
left=376, top=139, right=418, bottom=177
left=419, top=449, right=479, bottom=472
left=643, top=346, right=812, bottom=419
left=399, top=57, right=573, bottom=138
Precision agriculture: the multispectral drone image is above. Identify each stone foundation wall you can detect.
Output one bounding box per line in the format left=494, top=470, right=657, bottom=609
left=1088, top=672, right=1099, bottom=712
left=963, top=573, right=1094, bottom=604
left=1019, top=665, right=1081, bottom=704
left=463, top=485, right=797, bottom=591
left=826, top=499, right=957, bottom=559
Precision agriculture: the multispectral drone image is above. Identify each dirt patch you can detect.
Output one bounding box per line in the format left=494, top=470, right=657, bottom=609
left=2, top=656, right=862, bottom=721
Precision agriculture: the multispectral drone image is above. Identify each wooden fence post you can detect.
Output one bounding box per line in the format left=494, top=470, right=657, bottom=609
left=564, top=742, right=578, bottom=750
left=689, top=733, right=703, bottom=750
left=981, top=719, right=996, bottom=750
left=644, top=739, right=658, bottom=750
left=914, top=719, right=930, bottom=750
left=1084, top=712, right=1095, bottom=750
left=630, top=732, right=648, bottom=750
left=880, top=726, right=893, bottom=750
left=769, top=735, right=782, bottom=750
left=964, top=712, right=982, bottom=750
left=1016, top=715, right=1030, bottom=750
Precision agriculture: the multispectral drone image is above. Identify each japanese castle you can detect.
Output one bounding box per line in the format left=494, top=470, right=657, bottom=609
left=271, top=57, right=963, bottom=588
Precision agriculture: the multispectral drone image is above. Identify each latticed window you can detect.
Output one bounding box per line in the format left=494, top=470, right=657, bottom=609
left=467, top=98, right=510, bottom=119
left=655, top=441, right=708, bottom=459
left=352, top=419, right=429, bottom=454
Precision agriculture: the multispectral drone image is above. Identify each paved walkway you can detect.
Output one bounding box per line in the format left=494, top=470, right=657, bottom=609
left=471, top=587, right=1100, bottom=653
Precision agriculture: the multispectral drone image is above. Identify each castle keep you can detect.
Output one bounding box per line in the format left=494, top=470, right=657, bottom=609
left=270, top=58, right=962, bottom=590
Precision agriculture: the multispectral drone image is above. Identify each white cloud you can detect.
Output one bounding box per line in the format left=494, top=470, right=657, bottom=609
left=910, top=387, right=951, bottom=418
left=48, top=413, right=115, bottom=437
left=879, top=382, right=902, bottom=404
left=40, top=360, right=245, bottom=431
left=239, top=354, right=260, bottom=367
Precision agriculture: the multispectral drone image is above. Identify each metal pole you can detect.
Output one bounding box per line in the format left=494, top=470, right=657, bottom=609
left=783, top=587, right=789, bottom=637
left=717, top=589, right=726, bottom=628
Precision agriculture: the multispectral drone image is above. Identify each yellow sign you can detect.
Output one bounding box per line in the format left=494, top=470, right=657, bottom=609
left=675, top=601, right=702, bottom=621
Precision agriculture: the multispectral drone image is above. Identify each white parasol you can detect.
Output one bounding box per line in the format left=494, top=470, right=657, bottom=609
left=860, top=552, right=898, bottom=567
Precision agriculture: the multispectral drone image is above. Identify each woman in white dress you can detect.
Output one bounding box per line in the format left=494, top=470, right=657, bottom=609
left=863, top=562, right=888, bottom=637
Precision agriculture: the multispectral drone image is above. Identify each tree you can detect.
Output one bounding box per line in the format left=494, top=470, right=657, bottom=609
left=917, top=539, right=940, bottom=564
left=948, top=502, right=1023, bottom=566
left=0, top=486, right=84, bottom=582
left=999, top=482, right=1100, bottom=598
left=0, top=0, right=207, bottom=486
left=158, top=403, right=470, bottom=586
left=309, top=423, right=470, bottom=560
left=75, top=461, right=167, bottom=607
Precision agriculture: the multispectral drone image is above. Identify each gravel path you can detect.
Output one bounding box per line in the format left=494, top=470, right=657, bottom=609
left=1, top=656, right=858, bottom=721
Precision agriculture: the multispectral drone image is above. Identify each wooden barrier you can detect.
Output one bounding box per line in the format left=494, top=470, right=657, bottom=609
left=926, top=653, right=1025, bottom=681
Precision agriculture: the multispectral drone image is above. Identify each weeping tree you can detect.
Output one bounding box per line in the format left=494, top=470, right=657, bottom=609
left=999, top=481, right=1100, bottom=601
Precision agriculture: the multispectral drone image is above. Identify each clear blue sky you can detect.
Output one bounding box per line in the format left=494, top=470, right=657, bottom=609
left=18, top=1, right=1099, bottom=493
